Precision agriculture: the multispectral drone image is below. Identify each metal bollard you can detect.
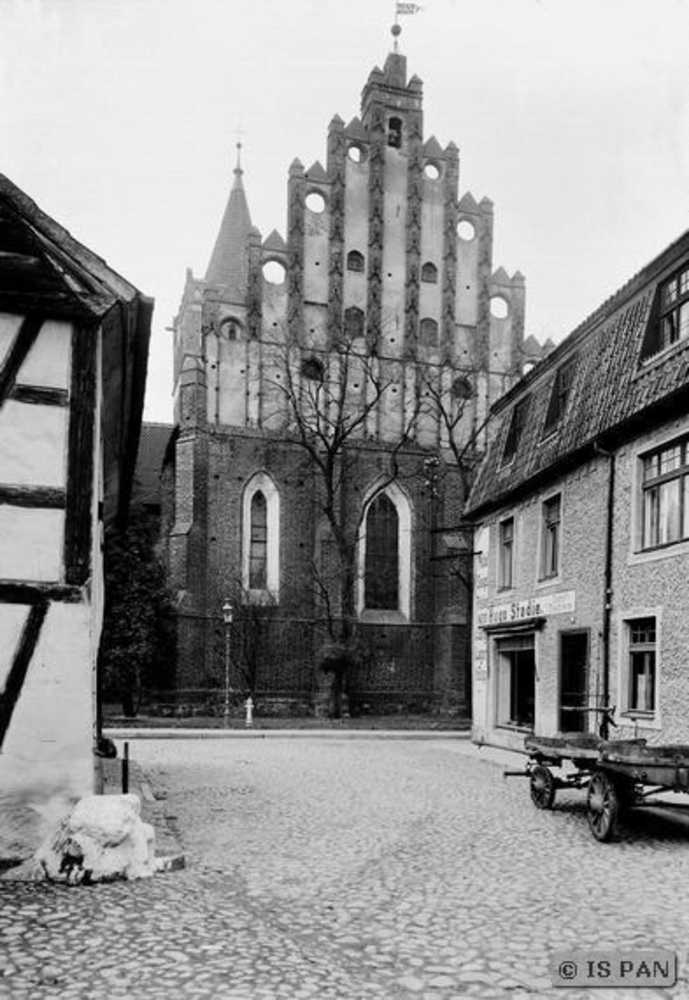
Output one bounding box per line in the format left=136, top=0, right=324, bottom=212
left=245, top=696, right=254, bottom=729
left=122, top=741, right=129, bottom=794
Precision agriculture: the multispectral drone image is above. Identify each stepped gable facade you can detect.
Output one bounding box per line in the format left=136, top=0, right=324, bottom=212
left=166, top=47, right=526, bottom=715
left=466, top=228, right=689, bottom=749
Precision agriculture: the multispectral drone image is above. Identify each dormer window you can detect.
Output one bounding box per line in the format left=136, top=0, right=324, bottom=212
left=347, top=250, right=365, bottom=273
left=387, top=117, right=403, bottom=149
left=543, top=357, right=576, bottom=434
left=502, top=397, right=529, bottom=465
left=641, top=265, right=689, bottom=360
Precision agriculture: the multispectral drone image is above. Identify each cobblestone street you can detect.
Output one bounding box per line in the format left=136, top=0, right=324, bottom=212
left=3, top=736, right=689, bottom=998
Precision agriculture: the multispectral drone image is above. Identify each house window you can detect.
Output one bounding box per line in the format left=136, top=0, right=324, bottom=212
left=344, top=306, right=365, bottom=341
left=625, top=617, right=657, bottom=715
left=641, top=265, right=689, bottom=359
left=418, top=318, right=438, bottom=349
left=364, top=494, right=399, bottom=610
left=387, top=117, right=403, bottom=149
left=358, top=483, right=412, bottom=618
left=421, top=262, right=438, bottom=284
left=543, top=357, right=576, bottom=433
left=242, top=472, right=280, bottom=600
left=347, top=250, right=365, bottom=273
left=641, top=434, right=689, bottom=549
left=540, top=494, right=561, bottom=579
left=502, top=398, right=529, bottom=464
left=496, top=634, right=535, bottom=729
left=498, top=517, right=514, bottom=590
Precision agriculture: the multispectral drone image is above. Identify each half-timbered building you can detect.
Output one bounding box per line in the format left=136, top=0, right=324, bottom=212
left=0, top=174, right=151, bottom=847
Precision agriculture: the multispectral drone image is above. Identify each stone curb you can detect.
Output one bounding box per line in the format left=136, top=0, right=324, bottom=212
left=105, top=728, right=473, bottom=741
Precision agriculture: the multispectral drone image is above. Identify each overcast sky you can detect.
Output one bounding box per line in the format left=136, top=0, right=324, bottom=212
left=2, top=0, right=688, bottom=423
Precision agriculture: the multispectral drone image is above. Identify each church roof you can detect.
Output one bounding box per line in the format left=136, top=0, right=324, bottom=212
left=205, top=154, right=253, bottom=298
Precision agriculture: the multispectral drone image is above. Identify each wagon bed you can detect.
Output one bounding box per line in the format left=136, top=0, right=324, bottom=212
left=508, top=729, right=689, bottom=842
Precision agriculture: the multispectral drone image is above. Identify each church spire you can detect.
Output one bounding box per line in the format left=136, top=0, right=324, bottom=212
left=205, top=141, right=253, bottom=299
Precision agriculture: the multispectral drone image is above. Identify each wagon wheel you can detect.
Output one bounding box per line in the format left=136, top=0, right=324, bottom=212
left=530, top=765, right=556, bottom=810
left=587, top=770, right=619, bottom=842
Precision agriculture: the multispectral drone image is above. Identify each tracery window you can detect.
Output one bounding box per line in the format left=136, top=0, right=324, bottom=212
left=242, top=473, right=280, bottom=600
left=358, top=484, right=412, bottom=618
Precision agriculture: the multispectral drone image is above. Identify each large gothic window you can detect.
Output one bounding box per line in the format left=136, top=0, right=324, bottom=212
left=249, top=492, right=268, bottom=589
left=364, top=494, right=399, bottom=610
left=358, top=484, right=412, bottom=619
left=242, top=473, right=280, bottom=601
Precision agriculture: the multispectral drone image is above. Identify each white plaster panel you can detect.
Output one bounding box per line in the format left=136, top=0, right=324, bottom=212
left=18, top=319, right=72, bottom=389
left=0, top=507, right=64, bottom=581
left=0, top=401, right=67, bottom=487
left=0, top=313, right=23, bottom=366
left=0, top=604, right=29, bottom=692
left=218, top=339, right=248, bottom=426
left=0, top=601, right=94, bottom=804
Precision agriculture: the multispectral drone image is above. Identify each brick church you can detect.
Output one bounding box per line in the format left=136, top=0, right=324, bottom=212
left=163, top=33, right=531, bottom=716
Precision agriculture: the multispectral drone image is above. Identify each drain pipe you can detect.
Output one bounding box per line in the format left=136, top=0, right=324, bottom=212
left=595, top=441, right=616, bottom=717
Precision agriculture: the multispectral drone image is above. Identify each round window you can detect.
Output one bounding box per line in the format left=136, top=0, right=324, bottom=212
left=262, top=260, right=286, bottom=284
left=305, top=191, right=326, bottom=213
left=457, top=219, right=476, bottom=241
left=490, top=296, right=509, bottom=319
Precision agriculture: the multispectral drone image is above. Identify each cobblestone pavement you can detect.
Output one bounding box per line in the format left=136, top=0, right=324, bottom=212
left=3, top=737, right=689, bottom=999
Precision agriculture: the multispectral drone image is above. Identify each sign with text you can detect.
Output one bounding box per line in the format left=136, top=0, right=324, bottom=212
left=478, top=590, right=576, bottom=628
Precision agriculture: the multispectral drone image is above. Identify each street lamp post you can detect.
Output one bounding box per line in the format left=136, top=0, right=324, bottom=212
left=222, top=599, right=233, bottom=727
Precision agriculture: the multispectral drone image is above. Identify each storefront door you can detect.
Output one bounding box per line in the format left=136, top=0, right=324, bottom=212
left=559, top=631, right=589, bottom=732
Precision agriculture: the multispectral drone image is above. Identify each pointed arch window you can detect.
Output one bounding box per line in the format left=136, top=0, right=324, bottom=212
left=387, top=117, right=403, bottom=149
left=344, top=306, right=365, bottom=341
left=242, top=473, right=280, bottom=601
left=358, top=484, right=412, bottom=619
left=365, top=494, right=399, bottom=610
left=421, top=262, right=438, bottom=284
left=419, top=318, right=439, bottom=349
left=347, top=250, right=365, bottom=273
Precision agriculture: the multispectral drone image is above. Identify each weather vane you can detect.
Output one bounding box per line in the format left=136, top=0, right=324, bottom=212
left=392, top=1, right=423, bottom=52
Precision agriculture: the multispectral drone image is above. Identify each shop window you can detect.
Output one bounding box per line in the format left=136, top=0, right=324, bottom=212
left=242, top=472, right=280, bottom=600
left=502, top=397, right=529, bottom=464
left=640, top=433, right=689, bottom=550
left=418, top=318, right=438, bottom=349
left=347, top=250, right=365, bottom=273
left=496, top=634, right=535, bottom=729
left=641, top=265, right=689, bottom=360
left=540, top=494, right=561, bottom=580
left=421, top=262, right=438, bottom=284
left=624, top=617, right=657, bottom=716
left=498, top=517, right=514, bottom=590
left=543, top=356, right=576, bottom=433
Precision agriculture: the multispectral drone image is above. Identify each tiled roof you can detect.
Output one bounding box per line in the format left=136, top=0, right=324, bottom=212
left=0, top=172, right=140, bottom=316
left=132, top=422, right=174, bottom=507
left=466, top=228, right=689, bottom=517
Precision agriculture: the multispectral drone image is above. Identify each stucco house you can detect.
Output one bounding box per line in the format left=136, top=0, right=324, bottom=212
left=466, top=228, right=689, bottom=750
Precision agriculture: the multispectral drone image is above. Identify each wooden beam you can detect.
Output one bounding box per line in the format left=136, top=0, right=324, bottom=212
left=0, top=314, right=43, bottom=408
left=0, top=600, right=48, bottom=749
left=0, top=485, right=66, bottom=509
left=0, top=582, right=83, bottom=604
left=9, top=385, right=69, bottom=407
left=64, top=324, right=96, bottom=586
